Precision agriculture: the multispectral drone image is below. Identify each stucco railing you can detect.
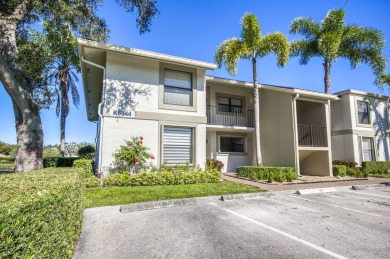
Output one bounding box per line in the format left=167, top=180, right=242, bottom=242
left=298, top=124, right=327, bottom=147
left=206, top=105, right=254, bottom=127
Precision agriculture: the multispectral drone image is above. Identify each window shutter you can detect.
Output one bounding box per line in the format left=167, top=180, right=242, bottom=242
left=163, top=127, right=193, bottom=163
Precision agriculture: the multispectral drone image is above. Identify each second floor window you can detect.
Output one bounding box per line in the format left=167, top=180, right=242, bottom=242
left=218, top=97, right=243, bottom=113
left=357, top=101, right=369, bottom=124
left=164, top=70, right=192, bottom=106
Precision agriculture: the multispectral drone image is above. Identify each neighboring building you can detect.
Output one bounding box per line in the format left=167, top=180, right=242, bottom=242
left=78, top=39, right=338, bottom=176
left=331, top=90, right=390, bottom=164
left=206, top=77, right=337, bottom=175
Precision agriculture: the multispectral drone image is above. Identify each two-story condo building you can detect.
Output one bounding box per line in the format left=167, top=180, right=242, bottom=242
left=78, top=39, right=339, bottom=176
left=331, top=90, right=390, bottom=164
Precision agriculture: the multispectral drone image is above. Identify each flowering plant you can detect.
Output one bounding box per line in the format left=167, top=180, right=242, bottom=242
left=113, top=136, right=154, bottom=174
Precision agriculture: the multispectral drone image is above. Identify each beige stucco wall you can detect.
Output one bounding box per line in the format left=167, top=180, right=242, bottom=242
left=331, top=93, right=390, bottom=163
left=206, top=131, right=254, bottom=172
left=299, top=150, right=330, bottom=176
left=105, top=52, right=207, bottom=117
left=259, top=89, right=295, bottom=167
left=96, top=52, right=208, bottom=175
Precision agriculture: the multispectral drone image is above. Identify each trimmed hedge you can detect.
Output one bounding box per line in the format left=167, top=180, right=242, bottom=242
left=346, top=167, right=368, bottom=178
left=333, top=165, right=346, bottom=177
left=362, top=161, right=390, bottom=175
left=86, top=168, right=221, bottom=188
left=73, top=159, right=94, bottom=175
left=43, top=157, right=80, bottom=168
left=236, top=166, right=298, bottom=182
left=333, top=160, right=358, bottom=168
left=0, top=168, right=85, bottom=258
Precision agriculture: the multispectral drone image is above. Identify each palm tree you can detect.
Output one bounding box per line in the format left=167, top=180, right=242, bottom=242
left=215, top=13, right=290, bottom=166
left=290, top=8, right=386, bottom=94
left=45, top=24, right=80, bottom=157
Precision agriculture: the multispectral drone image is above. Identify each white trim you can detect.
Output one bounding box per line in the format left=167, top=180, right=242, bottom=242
left=78, top=38, right=216, bottom=70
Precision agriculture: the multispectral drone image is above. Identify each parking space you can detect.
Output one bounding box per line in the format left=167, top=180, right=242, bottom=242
left=74, top=187, right=390, bottom=259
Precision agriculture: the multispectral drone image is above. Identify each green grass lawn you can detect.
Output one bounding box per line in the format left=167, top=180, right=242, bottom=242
left=372, top=174, right=390, bottom=178
left=85, top=180, right=261, bottom=208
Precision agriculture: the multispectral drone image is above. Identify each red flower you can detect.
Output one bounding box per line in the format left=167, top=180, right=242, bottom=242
left=151, top=156, right=155, bottom=160
left=140, top=141, right=143, bottom=145
left=135, top=158, right=139, bottom=163
left=140, top=136, right=143, bottom=140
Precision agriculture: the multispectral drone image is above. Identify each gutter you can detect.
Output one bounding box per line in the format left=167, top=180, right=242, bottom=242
left=80, top=55, right=106, bottom=177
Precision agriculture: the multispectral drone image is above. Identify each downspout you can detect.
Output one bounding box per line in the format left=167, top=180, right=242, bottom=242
left=292, top=94, right=300, bottom=176
left=80, top=56, right=106, bottom=177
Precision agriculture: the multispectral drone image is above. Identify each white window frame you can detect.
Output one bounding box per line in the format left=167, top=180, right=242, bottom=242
left=163, top=69, right=193, bottom=106
left=361, top=137, right=375, bottom=162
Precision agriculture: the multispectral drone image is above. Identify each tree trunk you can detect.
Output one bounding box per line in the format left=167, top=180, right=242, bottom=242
left=59, top=69, right=68, bottom=157
left=0, top=4, right=44, bottom=172
left=323, top=60, right=331, bottom=94
left=252, top=58, right=262, bottom=166
left=13, top=101, right=44, bottom=172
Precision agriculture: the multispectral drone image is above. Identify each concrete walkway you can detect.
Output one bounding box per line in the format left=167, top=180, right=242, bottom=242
left=222, top=173, right=390, bottom=191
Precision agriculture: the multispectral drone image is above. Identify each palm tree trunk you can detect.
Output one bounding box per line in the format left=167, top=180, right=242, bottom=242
left=323, top=60, right=331, bottom=94
left=252, top=58, right=262, bottom=166
left=59, top=70, right=68, bottom=157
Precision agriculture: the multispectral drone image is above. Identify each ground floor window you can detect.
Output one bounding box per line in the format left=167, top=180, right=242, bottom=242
left=219, top=136, right=244, bottom=153
left=361, top=137, right=374, bottom=161
left=163, top=126, right=193, bottom=164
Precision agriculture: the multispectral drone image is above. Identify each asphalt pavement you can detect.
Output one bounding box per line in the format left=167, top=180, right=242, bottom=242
left=73, top=186, right=390, bottom=259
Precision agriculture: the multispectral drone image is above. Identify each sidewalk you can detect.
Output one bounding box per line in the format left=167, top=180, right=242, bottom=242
left=222, top=173, right=390, bottom=192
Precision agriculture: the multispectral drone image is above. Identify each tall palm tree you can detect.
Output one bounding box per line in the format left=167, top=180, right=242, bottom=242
left=290, top=8, right=386, bottom=94
left=45, top=24, right=80, bottom=157
left=215, top=13, right=290, bottom=166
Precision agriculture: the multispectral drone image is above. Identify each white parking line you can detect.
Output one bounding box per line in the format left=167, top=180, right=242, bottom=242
left=290, top=195, right=389, bottom=218
left=346, top=191, right=390, bottom=199
left=210, top=202, right=348, bottom=259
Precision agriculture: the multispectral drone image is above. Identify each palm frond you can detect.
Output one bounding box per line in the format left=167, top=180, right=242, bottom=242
left=241, top=13, right=261, bottom=52
left=290, top=17, right=320, bottom=39
left=214, top=38, right=248, bottom=76
left=290, top=40, right=318, bottom=65
left=341, top=25, right=385, bottom=51
left=257, top=32, right=290, bottom=67
left=321, top=9, right=344, bottom=34
left=318, top=31, right=342, bottom=62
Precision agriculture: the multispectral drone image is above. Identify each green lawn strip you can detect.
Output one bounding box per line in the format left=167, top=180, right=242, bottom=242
left=85, top=181, right=261, bottom=208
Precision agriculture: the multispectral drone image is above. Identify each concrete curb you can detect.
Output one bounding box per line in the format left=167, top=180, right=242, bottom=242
left=220, top=192, right=275, bottom=201
left=296, top=187, right=338, bottom=195
left=352, top=184, right=388, bottom=190
left=119, top=192, right=274, bottom=213
left=120, top=198, right=198, bottom=213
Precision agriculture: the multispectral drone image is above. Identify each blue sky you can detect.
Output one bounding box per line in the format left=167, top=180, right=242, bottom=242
left=1, top=0, right=390, bottom=145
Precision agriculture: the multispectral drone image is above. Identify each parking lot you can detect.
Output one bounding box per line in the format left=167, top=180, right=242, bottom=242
left=74, top=186, right=390, bottom=259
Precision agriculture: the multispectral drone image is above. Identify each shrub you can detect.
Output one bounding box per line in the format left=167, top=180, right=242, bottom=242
left=333, top=160, right=358, bottom=168
left=236, top=166, right=298, bottom=183
left=0, top=168, right=84, bottom=258
left=346, top=167, right=368, bottom=178
left=362, top=161, right=390, bottom=175
left=43, top=157, right=79, bottom=168
left=206, top=159, right=224, bottom=172
left=113, top=136, right=154, bottom=174
left=73, top=159, right=94, bottom=176
left=77, top=145, right=95, bottom=159
left=101, top=168, right=221, bottom=187
left=333, top=165, right=347, bottom=177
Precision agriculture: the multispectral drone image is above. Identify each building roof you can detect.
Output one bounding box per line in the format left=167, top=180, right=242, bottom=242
left=334, top=89, right=390, bottom=100
left=206, top=76, right=339, bottom=101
